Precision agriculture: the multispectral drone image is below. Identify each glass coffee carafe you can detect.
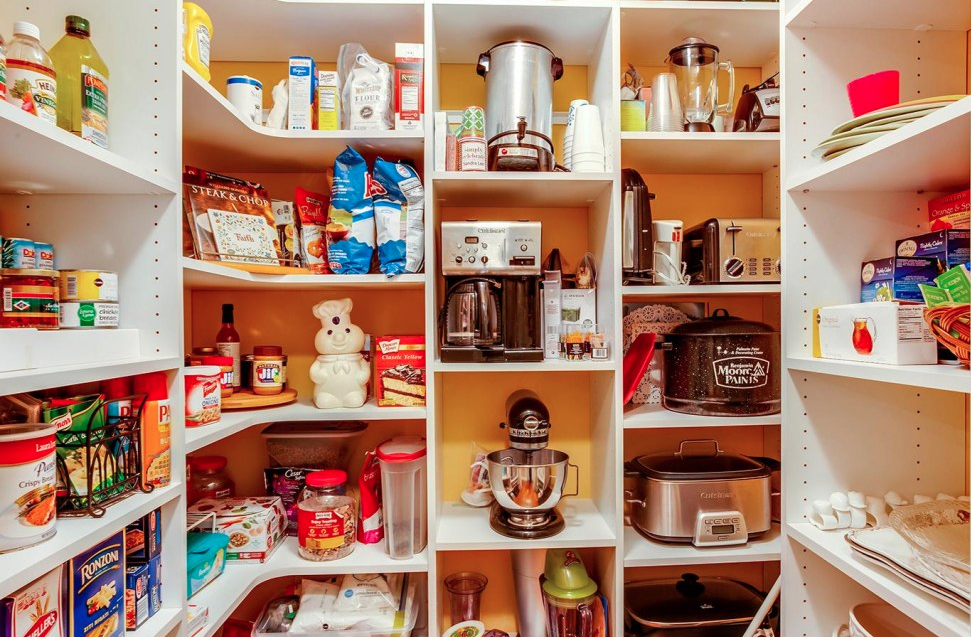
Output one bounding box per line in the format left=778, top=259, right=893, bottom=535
left=668, top=37, right=735, bottom=132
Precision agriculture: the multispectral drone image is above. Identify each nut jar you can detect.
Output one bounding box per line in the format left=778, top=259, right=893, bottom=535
left=296, top=474, right=355, bottom=561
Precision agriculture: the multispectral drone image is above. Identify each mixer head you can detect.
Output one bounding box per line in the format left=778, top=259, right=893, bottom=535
left=500, top=390, right=551, bottom=450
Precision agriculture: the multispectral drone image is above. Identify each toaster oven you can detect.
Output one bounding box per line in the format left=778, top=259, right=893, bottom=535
left=684, top=218, right=781, bottom=283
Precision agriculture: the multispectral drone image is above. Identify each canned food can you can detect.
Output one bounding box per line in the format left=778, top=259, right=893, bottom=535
left=59, top=270, right=118, bottom=301
left=34, top=242, right=54, bottom=270
left=0, top=423, right=57, bottom=552
left=0, top=269, right=59, bottom=329
left=1, top=238, right=36, bottom=269
left=59, top=301, right=119, bottom=328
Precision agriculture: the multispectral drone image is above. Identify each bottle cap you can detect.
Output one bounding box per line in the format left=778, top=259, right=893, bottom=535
left=376, top=436, right=427, bottom=462
left=133, top=372, right=169, bottom=401
left=221, top=303, right=234, bottom=323
left=101, top=377, right=132, bottom=399
left=254, top=345, right=283, bottom=356
left=65, top=15, right=90, bottom=35
left=202, top=356, right=233, bottom=366
left=13, top=22, right=40, bottom=40
left=305, top=469, right=347, bottom=488
left=190, top=455, right=227, bottom=471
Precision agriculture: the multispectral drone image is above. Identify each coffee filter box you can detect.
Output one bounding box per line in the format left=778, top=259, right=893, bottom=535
left=812, top=301, right=937, bottom=365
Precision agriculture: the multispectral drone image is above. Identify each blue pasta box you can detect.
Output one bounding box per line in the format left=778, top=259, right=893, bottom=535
left=145, top=557, right=161, bottom=617
left=125, top=508, right=162, bottom=562
left=68, top=532, right=124, bottom=637
left=123, top=564, right=149, bottom=630
left=861, top=257, right=939, bottom=302
left=896, top=229, right=970, bottom=270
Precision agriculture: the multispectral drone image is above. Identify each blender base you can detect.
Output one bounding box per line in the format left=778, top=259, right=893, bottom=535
left=490, top=503, right=565, bottom=539
left=686, top=121, right=715, bottom=132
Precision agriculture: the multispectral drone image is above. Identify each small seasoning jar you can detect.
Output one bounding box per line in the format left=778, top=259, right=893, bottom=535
left=296, top=491, right=356, bottom=561
left=202, top=355, right=234, bottom=397
left=252, top=345, right=286, bottom=395
left=0, top=269, right=59, bottom=328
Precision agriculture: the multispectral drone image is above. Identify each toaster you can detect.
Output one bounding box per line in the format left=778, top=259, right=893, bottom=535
left=684, top=218, right=781, bottom=283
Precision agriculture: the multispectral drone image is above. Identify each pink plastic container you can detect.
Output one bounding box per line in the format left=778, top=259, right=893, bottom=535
left=846, top=70, right=900, bottom=117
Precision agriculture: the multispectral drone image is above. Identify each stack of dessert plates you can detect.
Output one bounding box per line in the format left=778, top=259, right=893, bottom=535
left=812, top=95, right=967, bottom=161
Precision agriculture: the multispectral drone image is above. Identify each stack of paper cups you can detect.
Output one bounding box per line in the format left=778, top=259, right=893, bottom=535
left=647, top=73, right=684, bottom=132
left=571, top=104, right=606, bottom=172
left=562, top=99, right=588, bottom=170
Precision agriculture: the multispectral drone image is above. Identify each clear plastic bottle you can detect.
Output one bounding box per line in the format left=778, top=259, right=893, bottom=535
left=0, top=32, right=7, bottom=101
left=187, top=455, right=235, bottom=504
left=5, top=22, right=57, bottom=125
left=49, top=16, right=109, bottom=147
left=297, top=470, right=355, bottom=561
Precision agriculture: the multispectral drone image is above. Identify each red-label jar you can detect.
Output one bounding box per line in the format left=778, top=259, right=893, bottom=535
left=296, top=491, right=355, bottom=561
left=0, top=269, right=59, bottom=328
left=202, top=355, right=234, bottom=397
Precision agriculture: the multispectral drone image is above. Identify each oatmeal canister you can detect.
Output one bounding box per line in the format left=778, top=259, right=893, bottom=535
left=0, top=424, right=57, bottom=552
left=1, top=269, right=59, bottom=328
left=59, top=270, right=118, bottom=302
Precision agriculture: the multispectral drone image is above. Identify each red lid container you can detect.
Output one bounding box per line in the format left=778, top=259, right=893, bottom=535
left=254, top=345, right=283, bottom=356
left=202, top=355, right=233, bottom=366
left=190, top=455, right=228, bottom=471
left=376, top=436, right=427, bottom=462
left=305, top=469, right=347, bottom=488
left=133, top=372, right=169, bottom=401
left=101, top=376, right=132, bottom=399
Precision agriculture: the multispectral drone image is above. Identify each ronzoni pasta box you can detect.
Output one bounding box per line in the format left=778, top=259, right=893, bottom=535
left=68, top=531, right=124, bottom=637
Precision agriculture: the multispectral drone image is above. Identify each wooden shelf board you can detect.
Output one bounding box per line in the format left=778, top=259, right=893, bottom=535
left=621, top=132, right=780, bottom=174
left=431, top=172, right=613, bottom=208
left=183, top=258, right=426, bottom=291
left=622, top=283, right=781, bottom=297
left=787, top=356, right=971, bottom=394
left=623, top=402, right=781, bottom=429
left=785, top=0, right=970, bottom=31
left=624, top=524, right=782, bottom=567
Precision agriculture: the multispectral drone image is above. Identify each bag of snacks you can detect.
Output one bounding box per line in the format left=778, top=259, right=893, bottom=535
left=327, top=147, right=375, bottom=274
left=295, top=187, right=329, bottom=274
left=357, top=450, right=383, bottom=544
left=372, top=158, right=425, bottom=276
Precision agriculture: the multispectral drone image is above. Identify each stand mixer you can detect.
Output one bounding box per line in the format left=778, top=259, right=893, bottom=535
left=486, top=391, right=577, bottom=539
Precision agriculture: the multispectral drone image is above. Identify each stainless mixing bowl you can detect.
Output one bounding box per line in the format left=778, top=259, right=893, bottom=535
left=486, top=449, right=577, bottom=512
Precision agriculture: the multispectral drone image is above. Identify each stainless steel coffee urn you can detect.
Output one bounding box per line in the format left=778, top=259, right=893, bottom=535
left=476, top=41, right=563, bottom=171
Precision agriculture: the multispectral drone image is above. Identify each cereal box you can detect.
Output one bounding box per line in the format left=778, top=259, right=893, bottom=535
left=288, top=57, right=317, bottom=131
left=0, top=566, right=65, bottom=637
left=123, top=564, right=148, bottom=630
left=375, top=336, right=425, bottom=407
left=394, top=43, right=424, bottom=131
left=125, top=509, right=162, bottom=562
left=317, top=71, right=340, bottom=131
left=68, top=532, right=124, bottom=637
left=187, top=497, right=287, bottom=562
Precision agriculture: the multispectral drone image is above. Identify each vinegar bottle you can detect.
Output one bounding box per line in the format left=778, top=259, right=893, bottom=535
left=216, top=303, right=241, bottom=390
left=49, top=15, right=109, bottom=147
left=5, top=22, right=56, bottom=125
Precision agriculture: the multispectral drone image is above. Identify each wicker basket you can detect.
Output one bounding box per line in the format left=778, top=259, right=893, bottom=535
left=923, top=304, right=970, bottom=366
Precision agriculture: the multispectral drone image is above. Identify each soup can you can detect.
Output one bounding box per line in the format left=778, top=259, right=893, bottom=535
left=59, top=301, right=119, bottom=328
left=34, top=242, right=54, bottom=270
left=1, top=238, right=36, bottom=269
left=59, top=270, right=118, bottom=302
left=226, top=75, right=263, bottom=126
left=0, top=423, right=57, bottom=552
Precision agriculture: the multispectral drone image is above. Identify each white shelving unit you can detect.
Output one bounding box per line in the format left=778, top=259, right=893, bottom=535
left=183, top=258, right=426, bottom=291
left=620, top=133, right=780, bottom=174
left=621, top=283, right=780, bottom=297
left=623, top=525, right=782, bottom=567
left=623, top=403, right=781, bottom=429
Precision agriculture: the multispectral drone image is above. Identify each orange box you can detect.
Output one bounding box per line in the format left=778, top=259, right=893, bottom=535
left=134, top=373, right=171, bottom=488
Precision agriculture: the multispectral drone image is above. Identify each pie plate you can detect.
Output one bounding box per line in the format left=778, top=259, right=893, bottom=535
left=812, top=131, right=888, bottom=158
left=831, top=95, right=966, bottom=135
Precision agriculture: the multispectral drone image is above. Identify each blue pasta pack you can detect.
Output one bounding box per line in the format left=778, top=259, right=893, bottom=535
left=861, top=256, right=939, bottom=302
left=68, top=532, right=124, bottom=637
left=327, top=146, right=375, bottom=274
left=373, top=158, right=425, bottom=276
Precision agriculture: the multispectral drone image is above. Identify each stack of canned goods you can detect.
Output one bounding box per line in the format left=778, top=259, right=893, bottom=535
left=0, top=236, right=120, bottom=330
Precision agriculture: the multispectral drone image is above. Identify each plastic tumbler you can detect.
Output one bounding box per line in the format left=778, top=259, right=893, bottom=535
left=846, top=70, right=900, bottom=117
left=376, top=436, right=427, bottom=559
left=445, top=571, right=488, bottom=624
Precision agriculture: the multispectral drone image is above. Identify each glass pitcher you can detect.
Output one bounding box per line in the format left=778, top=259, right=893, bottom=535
left=668, top=37, right=735, bottom=132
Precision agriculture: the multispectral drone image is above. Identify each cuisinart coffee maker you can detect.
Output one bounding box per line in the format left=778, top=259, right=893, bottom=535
left=440, top=221, right=544, bottom=362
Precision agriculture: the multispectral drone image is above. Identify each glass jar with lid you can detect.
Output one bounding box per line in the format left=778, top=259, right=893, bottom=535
left=188, top=455, right=235, bottom=504
left=296, top=470, right=355, bottom=561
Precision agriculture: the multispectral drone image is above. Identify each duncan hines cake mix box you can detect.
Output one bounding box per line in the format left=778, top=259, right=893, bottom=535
left=375, top=336, right=425, bottom=407
left=68, top=532, right=124, bottom=637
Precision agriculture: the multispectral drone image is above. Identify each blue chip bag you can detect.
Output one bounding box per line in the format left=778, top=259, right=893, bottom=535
left=327, top=146, right=375, bottom=274
left=373, top=158, right=425, bottom=276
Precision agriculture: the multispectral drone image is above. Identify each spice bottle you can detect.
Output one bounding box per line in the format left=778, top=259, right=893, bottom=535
left=252, top=345, right=285, bottom=395
left=5, top=22, right=57, bottom=125
left=202, top=355, right=234, bottom=397
left=49, top=16, right=109, bottom=147
left=458, top=105, right=487, bottom=171
left=215, top=303, right=241, bottom=390
left=296, top=473, right=355, bottom=561
left=188, top=455, right=235, bottom=504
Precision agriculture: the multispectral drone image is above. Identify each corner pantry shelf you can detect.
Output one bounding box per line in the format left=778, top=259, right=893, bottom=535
left=0, top=483, right=182, bottom=598
left=0, top=103, right=177, bottom=195
left=621, top=133, right=780, bottom=174
left=182, top=258, right=425, bottom=291
left=430, top=359, right=616, bottom=373
left=189, top=539, right=427, bottom=637
left=785, top=0, right=971, bottom=31
left=787, top=523, right=969, bottom=637
left=432, top=172, right=614, bottom=208
left=786, top=96, right=971, bottom=193
left=186, top=397, right=426, bottom=452
left=623, top=403, right=780, bottom=429
left=623, top=525, right=781, bottom=567
left=620, top=1, right=780, bottom=68
left=787, top=356, right=971, bottom=394
left=435, top=500, right=616, bottom=551
left=128, top=608, right=183, bottom=637
left=181, top=65, right=424, bottom=173
left=622, top=283, right=780, bottom=297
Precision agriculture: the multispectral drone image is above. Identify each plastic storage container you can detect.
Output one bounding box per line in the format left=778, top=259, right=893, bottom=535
left=376, top=436, right=427, bottom=559
left=261, top=421, right=367, bottom=469
left=188, top=455, right=235, bottom=504
left=186, top=532, right=229, bottom=598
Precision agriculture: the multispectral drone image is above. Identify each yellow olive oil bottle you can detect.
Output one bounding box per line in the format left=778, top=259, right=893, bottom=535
left=49, top=15, right=109, bottom=148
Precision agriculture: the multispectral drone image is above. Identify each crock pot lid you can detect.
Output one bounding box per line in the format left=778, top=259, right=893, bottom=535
left=624, top=574, right=764, bottom=628
left=630, top=448, right=770, bottom=481
left=377, top=435, right=427, bottom=461
left=669, top=308, right=778, bottom=336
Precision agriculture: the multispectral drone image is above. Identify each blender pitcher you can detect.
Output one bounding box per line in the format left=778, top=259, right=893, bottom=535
left=668, top=37, right=734, bottom=132
left=542, top=549, right=599, bottom=637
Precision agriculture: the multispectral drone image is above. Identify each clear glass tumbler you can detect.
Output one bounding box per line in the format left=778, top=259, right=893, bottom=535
left=444, top=571, right=488, bottom=625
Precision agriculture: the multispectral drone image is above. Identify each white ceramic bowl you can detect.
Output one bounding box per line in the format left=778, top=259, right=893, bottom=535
left=849, top=603, right=936, bottom=637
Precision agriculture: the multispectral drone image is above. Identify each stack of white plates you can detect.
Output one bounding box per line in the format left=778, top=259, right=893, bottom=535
left=812, top=95, right=966, bottom=161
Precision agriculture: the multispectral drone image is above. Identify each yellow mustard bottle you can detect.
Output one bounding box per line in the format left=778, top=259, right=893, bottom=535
left=49, top=15, right=109, bottom=148
left=183, top=2, right=213, bottom=81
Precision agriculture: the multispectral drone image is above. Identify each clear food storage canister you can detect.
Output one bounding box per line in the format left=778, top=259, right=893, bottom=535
left=376, top=436, right=427, bottom=559
left=296, top=491, right=356, bottom=562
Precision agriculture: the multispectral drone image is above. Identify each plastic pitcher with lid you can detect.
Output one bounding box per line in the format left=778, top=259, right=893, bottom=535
left=376, top=436, right=427, bottom=559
